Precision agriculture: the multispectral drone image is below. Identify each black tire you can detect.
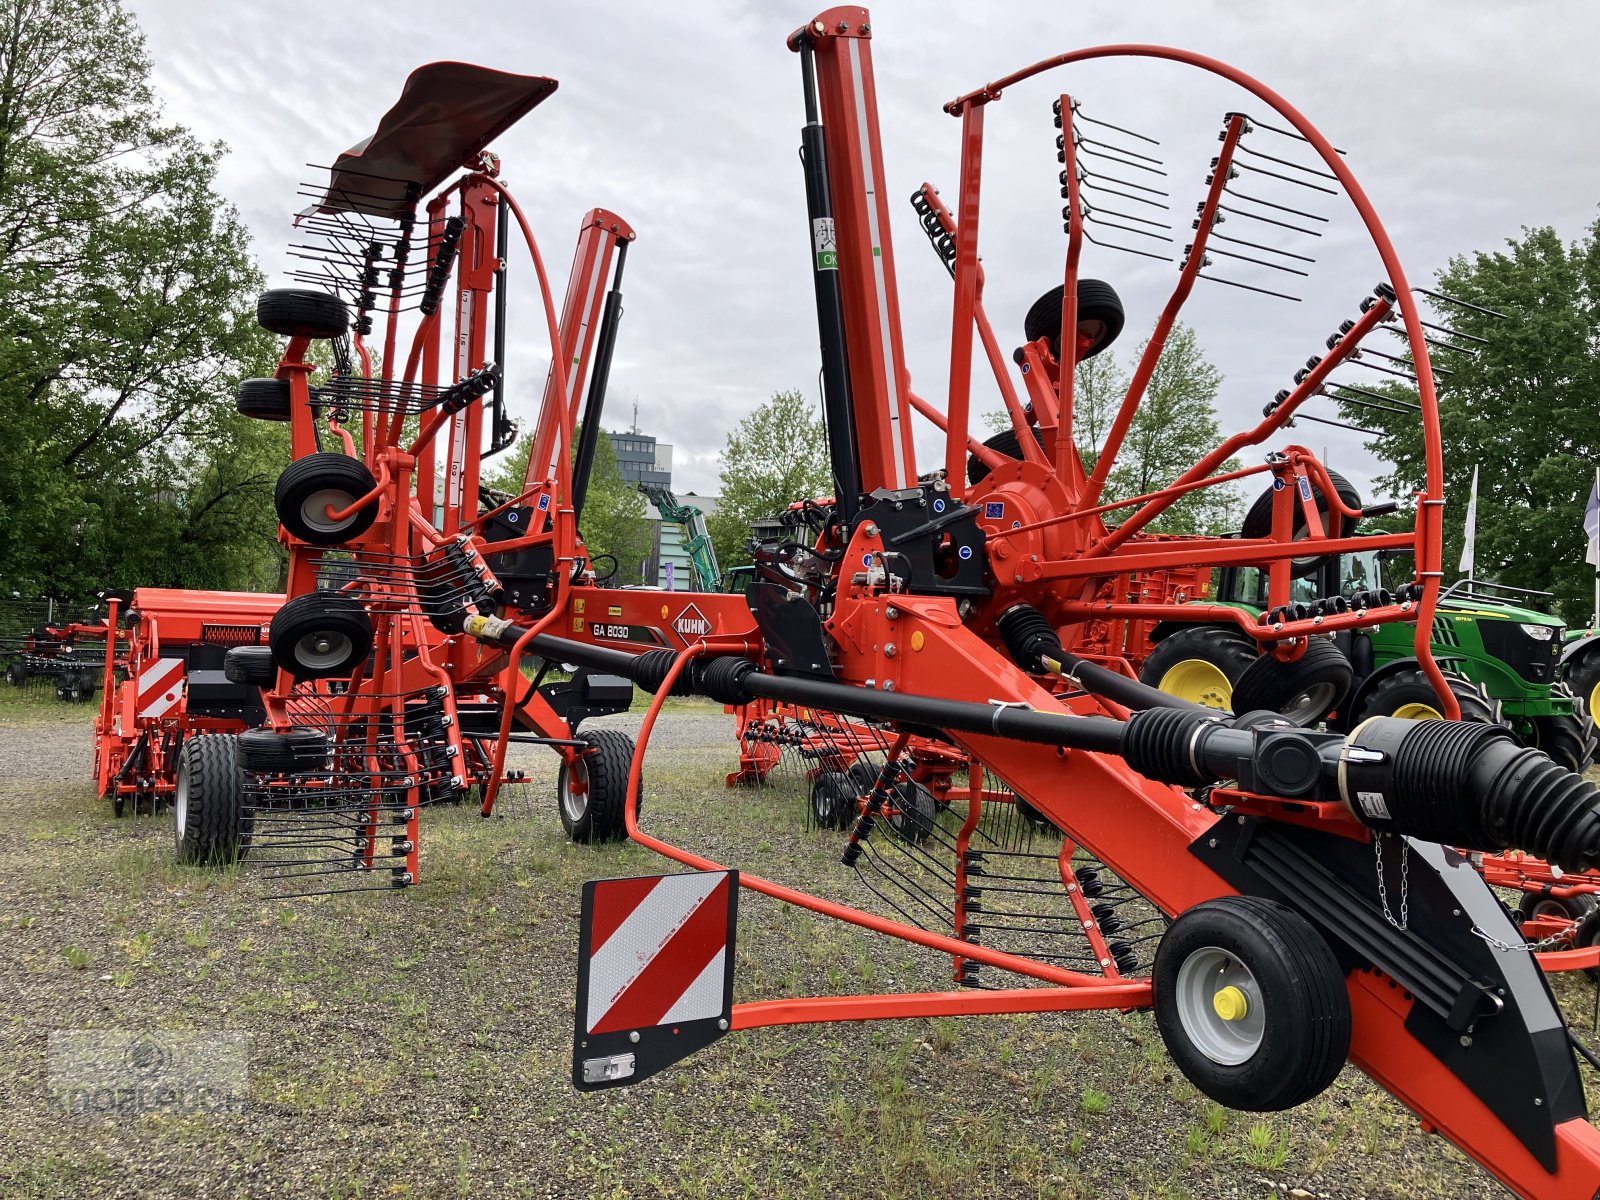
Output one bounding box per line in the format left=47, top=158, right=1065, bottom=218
left=1574, top=907, right=1600, bottom=983
left=236, top=726, right=330, bottom=776
left=1240, top=469, right=1363, bottom=579
left=6, top=659, right=27, bottom=687
left=1023, top=279, right=1125, bottom=361
left=274, top=453, right=380, bottom=546
left=1559, top=651, right=1600, bottom=764
left=847, top=760, right=881, bottom=793
left=1356, top=668, right=1500, bottom=726
left=1138, top=627, right=1258, bottom=712
left=223, top=645, right=277, bottom=687
left=257, top=288, right=350, bottom=340
left=1229, top=639, right=1353, bottom=727
left=1528, top=711, right=1590, bottom=775
left=1154, top=895, right=1351, bottom=1111
left=558, top=728, right=639, bottom=844
left=236, top=378, right=293, bottom=421
left=967, top=426, right=1048, bottom=486
left=886, top=779, right=938, bottom=843
left=268, top=592, right=373, bottom=679
left=1516, top=889, right=1597, bottom=925
left=810, top=771, right=856, bottom=831
left=174, top=734, right=251, bottom=865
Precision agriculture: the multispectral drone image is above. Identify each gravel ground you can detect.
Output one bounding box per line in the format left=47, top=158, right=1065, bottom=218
left=0, top=695, right=1589, bottom=1199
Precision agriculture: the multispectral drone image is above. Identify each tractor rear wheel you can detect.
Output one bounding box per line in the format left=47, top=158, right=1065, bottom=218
left=1528, top=710, right=1591, bottom=775
left=1561, top=649, right=1600, bottom=763
left=1139, top=627, right=1257, bottom=712
left=257, top=288, right=350, bottom=339
left=268, top=592, right=373, bottom=679
left=1229, top=639, right=1353, bottom=727
left=1356, top=668, right=1500, bottom=725
left=274, top=453, right=380, bottom=546
left=174, top=734, right=250, bottom=865
left=558, top=728, right=639, bottom=844
left=1154, top=895, right=1350, bottom=1111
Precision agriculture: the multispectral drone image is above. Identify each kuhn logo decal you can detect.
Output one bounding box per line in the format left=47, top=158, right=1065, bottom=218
left=673, top=604, right=713, bottom=641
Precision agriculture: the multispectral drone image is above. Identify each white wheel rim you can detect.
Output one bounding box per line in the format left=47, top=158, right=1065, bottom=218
left=560, top=760, right=590, bottom=824
left=174, top=760, right=190, bottom=840
left=1284, top=681, right=1338, bottom=721
left=300, top=487, right=355, bottom=535
left=1175, top=945, right=1266, bottom=1066
left=295, top=629, right=353, bottom=672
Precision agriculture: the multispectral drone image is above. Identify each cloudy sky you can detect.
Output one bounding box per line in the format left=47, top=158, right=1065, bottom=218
left=126, top=0, right=1600, bottom=505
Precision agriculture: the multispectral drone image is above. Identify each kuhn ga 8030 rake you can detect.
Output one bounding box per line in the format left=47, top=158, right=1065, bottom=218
left=465, top=13, right=1600, bottom=1199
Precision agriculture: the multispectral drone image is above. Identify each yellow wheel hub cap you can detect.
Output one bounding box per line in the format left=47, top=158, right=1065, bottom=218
left=1393, top=702, right=1443, bottom=720
left=1161, top=660, right=1233, bottom=710
left=1212, top=985, right=1249, bottom=1022
left=1589, top=681, right=1600, bottom=724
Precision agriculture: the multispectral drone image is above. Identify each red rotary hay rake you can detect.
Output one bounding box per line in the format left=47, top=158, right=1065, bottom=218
left=144, top=13, right=1600, bottom=1197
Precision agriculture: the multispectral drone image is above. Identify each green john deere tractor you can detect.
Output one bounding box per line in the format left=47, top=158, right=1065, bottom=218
left=1139, top=472, right=1589, bottom=773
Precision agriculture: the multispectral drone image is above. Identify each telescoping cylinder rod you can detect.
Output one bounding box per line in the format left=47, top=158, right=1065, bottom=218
left=571, top=239, right=628, bottom=523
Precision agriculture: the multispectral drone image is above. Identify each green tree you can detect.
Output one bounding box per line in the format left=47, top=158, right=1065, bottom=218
left=0, top=0, right=277, bottom=597
left=982, top=328, right=1240, bottom=533
left=708, top=389, right=832, bottom=570
left=1335, top=220, right=1600, bottom=619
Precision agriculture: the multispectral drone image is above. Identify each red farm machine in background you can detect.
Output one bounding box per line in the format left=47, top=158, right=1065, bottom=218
left=140, top=17, right=1600, bottom=1199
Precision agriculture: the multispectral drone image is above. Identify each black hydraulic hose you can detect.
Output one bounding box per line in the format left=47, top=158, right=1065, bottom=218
left=572, top=240, right=628, bottom=523
left=487, top=196, right=513, bottom=456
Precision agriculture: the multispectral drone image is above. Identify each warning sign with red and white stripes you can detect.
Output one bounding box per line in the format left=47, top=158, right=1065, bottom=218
left=573, top=870, right=738, bottom=1090
left=137, top=658, right=186, bottom=720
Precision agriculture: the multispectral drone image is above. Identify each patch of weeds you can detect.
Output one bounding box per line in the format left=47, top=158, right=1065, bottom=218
left=1079, top=1086, right=1109, bottom=1115
left=63, top=944, right=91, bottom=970
left=1242, top=1118, right=1289, bottom=1170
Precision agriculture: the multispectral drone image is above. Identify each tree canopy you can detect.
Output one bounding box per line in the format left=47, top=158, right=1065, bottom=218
left=707, top=389, right=832, bottom=571
left=1335, top=219, right=1600, bottom=619
left=0, top=0, right=281, bottom=598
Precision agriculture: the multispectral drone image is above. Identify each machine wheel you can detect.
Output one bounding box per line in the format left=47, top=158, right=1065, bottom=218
left=1229, top=639, right=1353, bottom=727
left=558, top=728, right=639, bottom=844
left=235, top=378, right=293, bottom=421
left=1573, top=907, right=1600, bottom=983
left=173, top=734, right=251, bottom=865
left=1528, top=711, right=1590, bottom=775
left=6, top=659, right=27, bottom=687
left=886, top=779, right=938, bottom=843
left=1563, top=648, right=1600, bottom=757
left=57, top=676, right=95, bottom=703
left=223, top=645, right=277, bottom=687
left=810, top=771, right=856, bottom=830
left=1240, top=469, right=1363, bottom=579
left=1154, top=895, right=1351, bottom=1111
left=1356, top=668, right=1500, bottom=725
left=1516, top=890, right=1597, bottom=925
left=1023, top=278, right=1125, bottom=361
left=268, top=592, right=373, bottom=679
left=236, top=726, right=329, bottom=775
left=1138, top=627, right=1257, bottom=711
left=274, top=453, right=380, bottom=546
left=257, top=288, right=350, bottom=339
left=967, top=426, right=1047, bottom=486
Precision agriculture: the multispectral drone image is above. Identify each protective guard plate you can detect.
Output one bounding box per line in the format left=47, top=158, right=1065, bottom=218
left=306, top=62, right=558, bottom=220
left=573, top=870, right=738, bottom=1091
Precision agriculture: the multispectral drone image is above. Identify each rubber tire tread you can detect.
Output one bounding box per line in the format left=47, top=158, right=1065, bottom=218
left=274, top=452, right=379, bottom=546
left=224, top=645, right=277, bottom=686
left=1530, top=710, right=1591, bottom=775
left=559, top=728, right=639, bottom=844
left=257, top=288, right=350, bottom=339
left=174, top=734, right=250, bottom=865
left=1154, top=895, right=1351, bottom=1111
left=1138, top=626, right=1258, bottom=705
left=268, top=591, right=374, bottom=679
left=236, top=378, right=293, bottom=421
left=236, top=726, right=330, bottom=775
left=1356, top=668, right=1499, bottom=726
left=1239, top=469, right=1363, bottom=579
left=1023, top=279, right=1125, bottom=360
left=1229, top=639, right=1353, bottom=726
left=810, top=771, right=856, bottom=830
left=967, top=425, right=1048, bottom=486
